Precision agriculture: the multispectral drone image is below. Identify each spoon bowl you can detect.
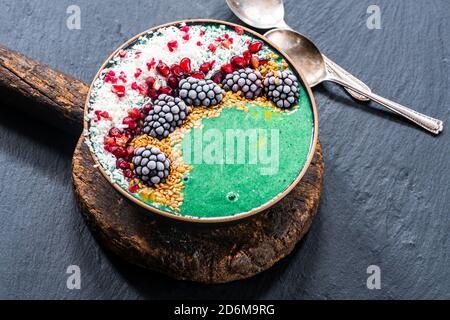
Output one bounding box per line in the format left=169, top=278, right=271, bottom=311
left=226, top=0, right=286, bottom=29
left=264, top=29, right=327, bottom=87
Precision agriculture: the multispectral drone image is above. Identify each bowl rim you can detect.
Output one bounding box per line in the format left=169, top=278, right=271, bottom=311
left=84, top=19, right=319, bottom=224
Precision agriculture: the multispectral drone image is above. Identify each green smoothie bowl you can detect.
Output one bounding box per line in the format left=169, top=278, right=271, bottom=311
left=84, top=20, right=318, bottom=223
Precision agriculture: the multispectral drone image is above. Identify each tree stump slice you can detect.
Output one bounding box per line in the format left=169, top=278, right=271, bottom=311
left=72, top=136, right=324, bottom=284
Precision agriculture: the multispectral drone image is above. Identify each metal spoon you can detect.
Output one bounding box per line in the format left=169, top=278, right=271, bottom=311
left=265, top=29, right=443, bottom=134
left=226, top=0, right=371, bottom=101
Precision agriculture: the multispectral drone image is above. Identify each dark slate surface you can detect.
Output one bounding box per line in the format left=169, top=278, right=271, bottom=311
left=0, top=0, right=449, bottom=299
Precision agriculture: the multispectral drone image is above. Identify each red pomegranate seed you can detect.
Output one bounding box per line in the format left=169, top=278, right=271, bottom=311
left=108, top=127, right=122, bottom=137
left=104, top=144, right=115, bottom=153
left=123, top=117, right=137, bottom=129
left=118, top=50, right=127, bottom=58
left=199, top=61, right=214, bottom=74
left=135, top=51, right=142, bottom=58
left=126, top=145, right=135, bottom=156
left=104, top=136, right=116, bottom=146
left=179, top=57, right=191, bottom=73
left=196, top=41, right=202, bottom=46
left=199, top=29, right=205, bottom=36
left=180, top=25, right=190, bottom=33
left=250, top=56, right=260, bottom=69
left=249, top=41, right=263, bottom=53
left=221, top=39, right=232, bottom=49
left=111, top=85, right=126, bottom=97
left=170, top=64, right=184, bottom=77
left=191, top=72, right=205, bottom=79
left=119, top=71, right=127, bottom=83
left=231, top=56, right=247, bottom=69
left=159, top=86, right=173, bottom=95
left=259, top=58, right=270, bottom=65
left=221, top=63, right=234, bottom=74
left=113, top=147, right=128, bottom=158
left=104, top=70, right=117, bottom=83
left=116, top=158, right=130, bottom=170
left=207, top=43, right=217, bottom=52
left=142, top=103, right=153, bottom=114
left=128, top=184, right=139, bottom=193
left=215, top=36, right=222, bottom=42
left=156, top=61, right=170, bottom=77
left=128, top=108, right=141, bottom=120
left=146, top=76, right=156, bottom=88
left=182, top=34, right=190, bottom=41
left=148, top=89, right=159, bottom=100
left=138, top=82, right=148, bottom=96
left=146, top=58, right=156, bottom=71
left=131, top=82, right=139, bottom=90
left=211, top=71, right=224, bottom=84
left=235, top=26, right=244, bottom=35
left=134, top=68, right=142, bottom=78
left=123, top=169, right=133, bottom=178
left=167, top=75, right=179, bottom=89
left=167, top=40, right=178, bottom=52
left=243, top=50, right=252, bottom=64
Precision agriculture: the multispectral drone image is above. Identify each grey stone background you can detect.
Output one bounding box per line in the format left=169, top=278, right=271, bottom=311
left=0, top=0, right=449, bottom=299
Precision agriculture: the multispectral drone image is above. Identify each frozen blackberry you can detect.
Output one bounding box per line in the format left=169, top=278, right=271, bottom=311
left=263, top=70, right=300, bottom=109
left=222, top=68, right=263, bottom=99
left=178, top=77, right=223, bottom=107
left=132, top=146, right=170, bottom=185
left=142, top=94, right=188, bottom=140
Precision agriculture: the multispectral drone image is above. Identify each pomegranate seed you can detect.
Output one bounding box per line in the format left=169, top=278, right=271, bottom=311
left=199, top=61, right=213, bottom=74
left=211, top=71, right=224, bottom=84
left=142, top=103, right=153, bottom=114
left=179, top=57, right=191, bottom=73
left=116, top=158, right=130, bottom=170
left=250, top=56, right=260, bottom=69
left=249, top=41, right=263, bottom=53
left=131, top=82, right=139, bottom=90
left=119, top=71, right=127, bottom=83
left=156, top=61, right=170, bottom=77
left=215, top=36, right=222, bottom=42
left=170, top=64, right=184, bottom=77
left=104, top=70, right=117, bottom=83
left=148, top=89, right=159, bottom=100
left=129, top=184, right=139, bottom=193
left=167, top=75, right=179, bottom=89
left=134, top=68, right=142, bottom=78
left=220, top=63, right=234, bottom=74
left=180, top=25, right=190, bottom=33
left=128, top=108, right=141, bottom=120
left=230, top=56, right=247, bottom=69
left=135, top=51, right=142, bottom=58
left=123, top=117, right=137, bottom=129
left=159, top=86, right=173, bottom=95
left=123, top=169, right=133, bottom=178
left=118, top=50, right=127, bottom=58
left=138, top=82, right=148, bottom=96
left=196, top=41, right=202, bottom=46
left=146, top=58, right=156, bottom=70
left=104, top=136, right=116, bottom=147
left=167, top=40, right=178, bottom=52
left=104, top=144, right=116, bottom=153
left=108, top=127, right=122, bottom=137
left=259, top=58, right=270, bottom=65
left=235, top=26, right=244, bottom=35
left=182, top=34, right=190, bottom=41
left=111, top=85, right=126, bottom=97
left=191, top=72, right=205, bottom=79
left=113, top=147, right=128, bottom=158
left=115, top=135, right=129, bottom=147
left=245, top=40, right=251, bottom=45
left=207, top=43, right=217, bottom=52
left=221, top=39, right=232, bottom=49
left=243, top=50, right=252, bottom=64
left=199, top=29, right=205, bottom=36
left=146, top=76, right=156, bottom=88
left=126, top=145, right=135, bottom=156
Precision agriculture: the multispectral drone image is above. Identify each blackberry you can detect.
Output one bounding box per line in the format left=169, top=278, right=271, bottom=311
left=132, top=146, right=170, bottom=185
left=142, top=94, right=188, bottom=140
left=222, top=68, right=263, bottom=99
left=178, top=77, right=223, bottom=107
left=263, top=70, right=300, bottom=109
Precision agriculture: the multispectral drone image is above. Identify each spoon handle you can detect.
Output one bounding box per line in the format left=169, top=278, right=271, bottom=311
left=322, top=55, right=371, bottom=101
left=326, top=75, right=444, bottom=135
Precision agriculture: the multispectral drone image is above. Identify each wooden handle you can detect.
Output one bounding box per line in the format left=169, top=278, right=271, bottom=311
left=0, top=45, right=88, bottom=134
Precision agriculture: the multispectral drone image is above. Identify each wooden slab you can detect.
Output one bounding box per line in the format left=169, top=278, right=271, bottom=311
left=72, top=137, right=324, bottom=283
